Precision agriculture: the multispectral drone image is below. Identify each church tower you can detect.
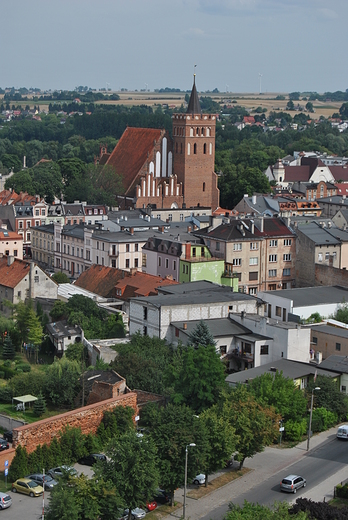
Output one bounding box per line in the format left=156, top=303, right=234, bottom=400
left=172, top=76, right=220, bottom=209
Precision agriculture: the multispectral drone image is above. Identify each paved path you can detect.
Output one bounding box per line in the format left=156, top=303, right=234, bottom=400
left=163, top=426, right=346, bottom=520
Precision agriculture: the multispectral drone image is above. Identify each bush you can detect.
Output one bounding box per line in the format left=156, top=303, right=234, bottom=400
left=336, top=483, right=348, bottom=499
left=311, top=407, right=337, bottom=432
left=284, top=418, right=307, bottom=441
left=15, top=364, right=31, bottom=373
left=0, top=365, right=15, bottom=379
left=8, top=445, right=29, bottom=482
left=0, top=385, right=13, bottom=402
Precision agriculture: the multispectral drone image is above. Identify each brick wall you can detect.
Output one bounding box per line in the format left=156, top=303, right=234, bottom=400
left=13, top=392, right=138, bottom=454
left=315, top=263, right=348, bottom=287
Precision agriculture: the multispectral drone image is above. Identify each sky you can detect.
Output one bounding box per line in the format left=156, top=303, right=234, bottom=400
left=1, top=0, right=347, bottom=94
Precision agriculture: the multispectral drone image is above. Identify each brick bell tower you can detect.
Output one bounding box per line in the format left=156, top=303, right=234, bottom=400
left=172, top=75, right=220, bottom=210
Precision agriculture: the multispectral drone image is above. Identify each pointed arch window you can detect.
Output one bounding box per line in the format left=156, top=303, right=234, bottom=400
left=194, top=143, right=197, bottom=154
left=203, top=143, right=207, bottom=154
left=201, top=127, right=204, bottom=135
left=180, top=143, right=183, bottom=154
left=190, top=127, right=194, bottom=137
left=196, top=127, right=199, bottom=136
left=203, top=182, right=206, bottom=192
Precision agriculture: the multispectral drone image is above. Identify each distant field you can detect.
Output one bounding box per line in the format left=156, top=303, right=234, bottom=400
left=0, top=91, right=342, bottom=119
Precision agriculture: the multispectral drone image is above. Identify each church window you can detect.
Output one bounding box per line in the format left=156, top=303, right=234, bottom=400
left=196, top=127, right=199, bottom=136
left=180, top=143, right=183, bottom=154
left=176, top=143, right=178, bottom=153
left=207, top=127, right=211, bottom=137
left=209, top=143, right=212, bottom=155
left=188, top=143, right=191, bottom=155
left=201, top=127, right=204, bottom=135
left=190, top=127, right=194, bottom=137
left=203, top=143, right=207, bottom=154
left=203, top=182, right=206, bottom=192
left=194, top=143, right=197, bottom=154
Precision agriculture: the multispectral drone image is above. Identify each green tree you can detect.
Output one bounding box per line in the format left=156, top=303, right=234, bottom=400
left=188, top=320, right=216, bottom=348
left=170, top=344, right=226, bottom=413
left=0, top=153, right=22, bottom=173
left=339, top=102, right=348, bottom=119
left=286, top=100, right=295, bottom=110
left=306, top=101, right=314, bottom=113
left=225, top=501, right=307, bottom=519
left=51, top=272, right=71, bottom=284
left=33, top=392, right=46, bottom=417
left=2, top=335, right=15, bottom=360
left=221, top=386, right=280, bottom=469
left=334, top=302, right=348, bottom=324
left=98, top=430, right=159, bottom=519
left=26, top=306, right=44, bottom=362
left=307, top=375, right=348, bottom=422
left=97, top=405, right=135, bottom=445
left=8, top=445, right=29, bottom=482
left=49, top=300, right=68, bottom=321
left=200, top=406, right=236, bottom=486
left=44, top=357, right=81, bottom=407
left=248, top=371, right=307, bottom=423
left=65, top=342, right=85, bottom=363
left=146, top=403, right=206, bottom=505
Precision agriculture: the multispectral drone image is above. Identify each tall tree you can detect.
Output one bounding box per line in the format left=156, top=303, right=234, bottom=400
left=97, top=430, right=159, bottom=520
left=188, top=320, right=216, bottom=348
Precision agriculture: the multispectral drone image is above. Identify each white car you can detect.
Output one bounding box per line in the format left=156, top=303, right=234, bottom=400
left=193, top=473, right=205, bottom=485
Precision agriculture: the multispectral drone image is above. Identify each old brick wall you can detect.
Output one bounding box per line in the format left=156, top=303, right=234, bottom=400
left=13, top=392, right=137, bottom=454
left=0, top=448, right=15, bottom=471
left=315, top=264, right=348, bottom=287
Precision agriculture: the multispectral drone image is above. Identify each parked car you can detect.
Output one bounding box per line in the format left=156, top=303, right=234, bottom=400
left=337, top=425, right=348, bottom=439
left=123, top=507, right=147, bottom=520
left=12, top=478, right=44, bottom=497
left=153, top=488, right=170, bottom=504
left=193, top=473, right=205, bottom=485
left=78, top=453, right=107, bottom=466
left=280, top=474, right=306, bottom=493
left=3, top=431, right=13, bottom=443
left=145, top=501, right=157, bottom=512
left=26, top=473, right=58, bottom=490
left=48, top=465, right=77, bottom=479
left=0, top=491, right=12, bottom=509
left=0, top=438, right=9, bottom=451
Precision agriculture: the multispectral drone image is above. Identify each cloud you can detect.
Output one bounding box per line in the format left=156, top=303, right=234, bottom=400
left=185, top=27, right=206, bottom=37
left=317, top=7, right=338, bottom=19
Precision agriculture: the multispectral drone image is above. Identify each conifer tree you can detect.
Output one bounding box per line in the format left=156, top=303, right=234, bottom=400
left=2, top=335, right=15, bottom=360
left=188, top=320, right=216, bottom=348
left=33, top=393, right=46, bottom=417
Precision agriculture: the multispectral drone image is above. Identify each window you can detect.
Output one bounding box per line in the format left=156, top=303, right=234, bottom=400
left=270, top=240, right=278, bottom=247
left=269, top=269, right=277, bottom=277
left=249, top=272, right=258, bottom=281
left=336, top=342, right=341, bottom=351
left=233, top=243, right=242, bottom=251
left=134, top=258, right=139, bottom=268
left=143, top=326, right=147, bottom=336
left=325, top=252, right=330, bottom=260
left=216, top=242, right=220, bottom=251
left=312, top=336, right=318, bottom=345
left=142, top=254, right=147, bottom=267
left=17, top=291, right=21, bottom=298
left=203, top=182, right=206, bottom=192
left=143, top=307, right=148, bottom=320
left=168, top=214, right=173, bottom=221
left=249, top=257, right=258, bottom=265
left=283, top=254, right=291, bottom=261
left=34, top=276, right=39, bottom=283
left=19, top=221, right=23, bottom=229
left=97, top=242, right=99, bottom=250
left=220, top=345, right=227, bottom=355
left=86, top=250, right=90, bottom=261
left=284, top=239, right=292, bottom=246
left=35, top=209, right=39, bottom=216
left=14, top=250, right=17, bottom=257
left=173, top=260, right=176, bottom=270
left=135, top=243, right=138, bottom=252
left=283, top=268, right=291, bottom=276
left=342, top=386, right=347, bottom=393
left=276, top=306, right=282, bottom=317
left=5, top=250, right=9, bottom=256
left=232, top=258, right=242, bottom=266
left=126, top=244, right=130, bottom=253
left=269, top=254, right=277, bottom=262
left=318, top=253, right=323, bottom=262
left=234, top=272, right=242, bottom=281
left=165, top=258, right=169, bottom=268
left=268, top=283, right=277, bottom=290
left=180, top=214, right=184, bottom=222
left=175, top=328, right=179, bottom=337
left=250, top=242, right=258, bottom=250
left=249, top=287, right=257, bottom=295
left=158, top=257, right=162, bottom=267
left=260, top=345, right=269, bottom=355
left=126, top=259, right=130, bottom=268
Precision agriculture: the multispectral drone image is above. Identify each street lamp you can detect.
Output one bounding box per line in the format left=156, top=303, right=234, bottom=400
left=183, top=443, right=196, bottom=519
left=307, top=387, right=320, bottom=451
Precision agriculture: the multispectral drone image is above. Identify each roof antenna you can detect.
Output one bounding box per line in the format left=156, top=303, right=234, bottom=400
left=193, top=64, right=197, bottom=83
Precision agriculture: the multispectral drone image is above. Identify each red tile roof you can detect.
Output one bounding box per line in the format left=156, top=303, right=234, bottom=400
left=284, top=166, right=311, bottom=182
left=115, top=271, right=178, bottom=300
left=105, top=127, right=165, bottom=195
left=329, top=166, right=348, bottom=182
left=0, top=258, right=31, bottom=288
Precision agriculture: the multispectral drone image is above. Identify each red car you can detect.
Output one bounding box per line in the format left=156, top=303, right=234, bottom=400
left=146, top=501, right=157, bottom=512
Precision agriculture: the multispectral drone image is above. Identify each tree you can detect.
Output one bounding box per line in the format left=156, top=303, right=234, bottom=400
left=49, top=300, right=68, bottom=321
left=8, top=445, right=29, bottom=482
left=2, top=335, right=15, bottom=360
left=221, top=386, right=280, bottom=468
left=44, top=357, right=81, bottom=407
left=97, top=405, right=135, bottom=445
left=334, top=302, right=348, bottom=324
left=51, top=272, right=71, bottom=284
left=226, top=501, right=307, bottom=519
left=188, top=320, right=216, bottom=348
left=32, top=392, right=46, bottom=417
left=170, top=344, right=226, bottom=413
left=26, top=306, right=44, bottom=362
left=339, top=102, right=348, bottom=120
left=286, top=100, right=295, bottom=110
left=97, top=430, right=159, bottom=520
left=145, top=403, right=206, bottom=505
left=305, top=101, right=314, bottom=113
left=307, top=375, right=348, bottom=422
left=200, top=406, right=236, bottom=486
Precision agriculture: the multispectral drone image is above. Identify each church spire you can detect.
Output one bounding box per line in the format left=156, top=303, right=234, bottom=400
left=186, top=70, right=201, bottom=115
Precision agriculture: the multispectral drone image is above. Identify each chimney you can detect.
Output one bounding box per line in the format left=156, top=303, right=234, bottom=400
left=130, top=227, right=134, bottom=235
left=252, top=194, right=257, bottom=205
left=187, top=225, right=192, bottom=232
left=7, top=255, right=14, bottom=266
left=185, top=243, right=191, bottom=259
left=250, top=220, right=254, bottom=234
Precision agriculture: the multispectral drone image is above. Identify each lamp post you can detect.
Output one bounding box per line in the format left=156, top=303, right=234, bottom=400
left=307, top=387, right=320, bottom=451
left=183, top=443, right=196, bottom=519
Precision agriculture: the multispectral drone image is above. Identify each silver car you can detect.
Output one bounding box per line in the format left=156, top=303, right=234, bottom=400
left=0, top=492, right=11, bottom=509
left=280, top=474, right=306, bottom=493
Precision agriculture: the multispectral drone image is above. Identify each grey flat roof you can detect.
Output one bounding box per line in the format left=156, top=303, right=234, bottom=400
left=171, top=318, right=251, bottom=338
left=297, top=223, right=340, bottom=245
left=226, top=359, right=340, bottom=385
left=319, top=355, right=348, bottom=373
left=311, top=324, right=348, bottom=339
left=261, top=285, right=348, bottom=308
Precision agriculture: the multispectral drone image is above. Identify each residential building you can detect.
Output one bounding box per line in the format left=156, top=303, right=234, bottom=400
left=194, top=216, right=296, bottom=294
left=235, top=194, right=321, bottom=218
left=129, top=281, right=262, bottom=342
left=319, top=355, right=348, bottom=394
left=310, top=324, right=348, bottom=362
left=0, top=229, right=23, bottom=260
left=258, top=285, right=348, bottom=322
left=46, top=321, right=84, bottom=355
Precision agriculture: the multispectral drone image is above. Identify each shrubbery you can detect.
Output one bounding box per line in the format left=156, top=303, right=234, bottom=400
left=284, top=418, right=307, bottom=442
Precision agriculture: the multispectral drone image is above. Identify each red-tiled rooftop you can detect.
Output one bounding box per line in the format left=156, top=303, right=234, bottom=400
left=115, top=271, right=178, bottom=300
left=0, top=257, right=31, bottom=288
left=105, top=127, right=165, bottom=195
